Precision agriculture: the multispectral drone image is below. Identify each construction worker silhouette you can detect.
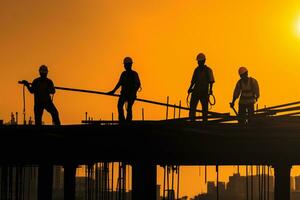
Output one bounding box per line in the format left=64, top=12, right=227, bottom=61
left=108, top=57, right=141, bottom=122
left=188, top=53, right=215, bottom=122
left=20, top=65, right=61, bottom=125
left=230, top=67, right=260, bottom=125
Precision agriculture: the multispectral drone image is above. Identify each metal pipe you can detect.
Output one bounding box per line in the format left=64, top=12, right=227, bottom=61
left=251, top=165, right=253, bottom=200
left=173, top=104, right=176, bottom=119
left=18, top=82, right=228, bottom=116
left=178, top=101, right=181, bottom=118
left=167, top=166, right=170, bottom=200
left=23, top=85, right=26, bottom=125
left=246, top=165, right=248, bottom=200
left=163, top=166, right=166, bottom=200
left=166, top=96, right=169, bottom=120
left=216, top=165, right=219, bottom=200
left=256, top=101, right=300, bottom=112
left=258, top=166, right=261, bottom=200
left=267, top=166, right=270, bottom=200
left=171, top=166, right=174, bottom=195
left=111, top=163, right=114, bottom=200
left=176, top=166, right=180, bottom=200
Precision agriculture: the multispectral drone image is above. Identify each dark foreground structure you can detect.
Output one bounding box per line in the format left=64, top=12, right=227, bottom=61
left=1, top=117, right=300, bottom=200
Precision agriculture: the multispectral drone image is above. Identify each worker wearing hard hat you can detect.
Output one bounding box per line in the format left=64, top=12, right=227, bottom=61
left=108, top=57, right=141, bottom=122
left=20, top=65, right=61, bottom=125
left=230, top=67, right=259, bottom=124
left=188, top=53, right=215, bottom=122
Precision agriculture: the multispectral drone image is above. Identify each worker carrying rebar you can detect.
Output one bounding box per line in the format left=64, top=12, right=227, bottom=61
left=187, top=53, right=215, bottom=122
left=230, top=67, right=260, bottom=125
left=108, top=57, right=141, bottom=122
left=19, top=65, right=61, bottom=125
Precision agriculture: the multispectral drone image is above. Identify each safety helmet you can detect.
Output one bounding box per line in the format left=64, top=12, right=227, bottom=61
left=238, top=67, right=248, bottom=75
left=39, top=65, right=48, bottom=73
left=123, top=57, right=133, bottom=64
left=196, top=53, right=206, bottom=61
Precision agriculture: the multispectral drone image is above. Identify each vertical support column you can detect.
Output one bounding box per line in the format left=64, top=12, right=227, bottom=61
left=274, top=164, right=291, bottom=200
left=38, top=164, right=53, bottom=200
left=132, top=162, right=157, bottom=200
left=64, top=164, right=77, bottom=200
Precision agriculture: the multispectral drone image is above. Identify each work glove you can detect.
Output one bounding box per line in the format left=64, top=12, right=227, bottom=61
left=19, top=80, right=29, bottom=85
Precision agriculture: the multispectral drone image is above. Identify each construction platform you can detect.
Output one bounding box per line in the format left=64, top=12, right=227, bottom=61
left=1, top=117, right=300, bottom=165
left=1, top=116, right=300, bottom=200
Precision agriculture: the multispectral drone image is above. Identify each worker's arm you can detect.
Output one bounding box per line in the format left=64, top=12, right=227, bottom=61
left=135, top=73, right=141, bottom=92
left=108, top=74, right=123, bottom=95
left=188, top=83, right=195, bottom=93
left=230, top=81, right=241, bottom=107
left=20, top=80, right=34, bottom=94
left=49, top=80, right=56, bottom=94
left=188, top=69, right=196, bottom=93
left=253, top=79, right=260, bottom=101
left=208, top=68, right=215, bottom=95
left=209, top=82, right=214, bottom=95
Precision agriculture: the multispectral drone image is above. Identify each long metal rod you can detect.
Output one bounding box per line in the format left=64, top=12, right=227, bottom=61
left=177, top=166, right=180, bottom=200
left=268, top=106, right=300, bottom=114
left=111, top=163, right=114, bottom=200
left=18, top=82, right=228, bottom=116
left=251, top=165, right=253, bottom=200
left=166, top=96, right=169, bottom=120
left=216, top=165, right=219, bottom=200
left=275, top=111, right=300, bottom=117
left=55, top=86, right=227, bottom=116
left=167, top=166, right=170, bottom=199
left=163, top=166, right=166, bottom=200
left=257, top=166, right=260, bottom=200
left=256, top=101, right=300, bottom=112
left=171, top=166, right=174, bottom=196
left=267, top=166, right=270, bottom=200
left=22, top=85, right=26, bottom=125
left=246, top=165, right=248, bottom=200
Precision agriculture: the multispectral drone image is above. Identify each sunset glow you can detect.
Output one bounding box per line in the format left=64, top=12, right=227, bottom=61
left=2, top=0, right=300, bottom=198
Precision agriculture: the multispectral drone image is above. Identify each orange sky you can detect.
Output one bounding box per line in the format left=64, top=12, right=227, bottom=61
left=2, top=0, right=300, bottom=197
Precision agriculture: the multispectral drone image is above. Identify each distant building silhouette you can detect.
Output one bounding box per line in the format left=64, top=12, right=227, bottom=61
left=192, top=173, right=274, bottom=200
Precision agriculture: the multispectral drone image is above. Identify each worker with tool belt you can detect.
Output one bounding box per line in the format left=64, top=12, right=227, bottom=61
left=108, top=57, right=141, bottom=122
left=20, top=65, right=61, bottom=125
left=187, top=53, right=215, bottom=123
left=230, top=67, right=259, bottom=125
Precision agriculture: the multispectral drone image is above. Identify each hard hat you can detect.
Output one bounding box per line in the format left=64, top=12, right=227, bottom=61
left=123, top=57, right=133, bottom=64
left=238, top=67, right=248, bottom=75
left=196, top=53, right=206, bottom=61
left=39, top=65, right=48, bottom=73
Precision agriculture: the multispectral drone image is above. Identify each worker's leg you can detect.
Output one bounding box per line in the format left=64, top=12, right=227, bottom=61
left=189, top=93, right=200, bottom=121
left=238, top=104, right=247, bottom=125
left=118, top=96, right=126, bottom=122
left=200, top=94, right=209, bottom=123
left=45, top=102, right=61, bottom=125
left=246, top=104, right=255, bottom=124
left=126, top=98, right=135, bottom=122
left=34, top=104, right=44, bottom=126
